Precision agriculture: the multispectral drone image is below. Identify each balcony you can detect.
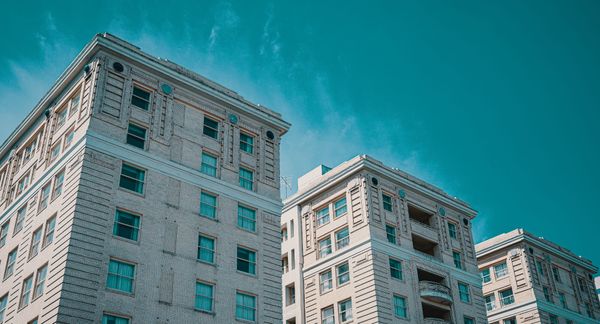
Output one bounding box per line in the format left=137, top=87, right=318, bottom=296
left=422, top=302, right=452, bottom=323
left=424, top=319, right=451, bottom=324
left=420, top=281, right=453, bottom=305
left=410, top=218, right=439, bottom=242
left=412, top=234, right=441, bottom=261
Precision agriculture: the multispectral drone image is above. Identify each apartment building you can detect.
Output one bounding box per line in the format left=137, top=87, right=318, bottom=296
left=476, top=229, right=600, bottom=324
left=596, top=276, right=600, bottom=303
left=0, top=33, right=290, bottom=323
left=281, top=156, right=487, bottom=324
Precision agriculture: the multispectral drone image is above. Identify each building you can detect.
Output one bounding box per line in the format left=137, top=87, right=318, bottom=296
left=0, top=33, right=290, bottom=323
left=596, top=276, right=600, bottom=303
left=476, top=229, right=600, bottom=324
left=281, top=155, right=487, bottom=324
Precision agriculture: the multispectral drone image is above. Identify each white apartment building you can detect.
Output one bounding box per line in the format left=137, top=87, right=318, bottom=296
left=0, top=33, right=290, bottom=323
left=281, top=156, right=487, bottom=324
left=476, top=229, right=600, bottom=324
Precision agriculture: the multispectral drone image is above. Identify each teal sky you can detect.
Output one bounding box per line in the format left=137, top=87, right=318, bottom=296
left=1, top=1, right=599, bottom=270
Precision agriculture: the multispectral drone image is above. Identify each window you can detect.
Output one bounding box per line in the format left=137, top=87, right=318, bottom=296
left=126, top=123, right=147, bottom=149
left=33, top=264, right=48, bottom=299
left=543, top=286, right=552, bottom=303
left=559, top=292, right=567, bottom=309
left=106, top=259, right=135, bottom=293
left=238, top=205, right=256, bottom=232
left=453, top=251, right=463, bottom=269
left=52, top=170, right=65, bottom=199
left=239, top=167, right=254, bottom=190
left=549, top=315, right=558, bottom=324
left=39, top=183, right=51, bottom=211
left=319, top=270, right=333, bottom=293
left=285, top=284, right=295, bottom=306
left=200, top=152, right=218, bottom=177
left=338, top=299, right=353, bottom=322
left=200, top=192, right=217, bottom=219
left=335, top=227, right=350, bottom=250
left=336, top=262, right=350, bottom=286
left=389, top=258, right=403, bottom=280
left=316, top=207, right=330, bottom=226
left=235, top=292, right=256, bottom=322
left=585, top=302, right=594, bottom=318
left=68, top=93, right=81, bottom=117
left=197, top=235, right=215, bottom=263
left=23, top=140, right=37, bottom=164
left=321, top=306, right=335, bottom=324
left=113, top=210, right=140, bottom=241
left=494, top=262, right=508, bottom=278
left=503, top=318, right=516, bottom=324
left=552, top=267, right=561, bottom=283
left=382, top=194, right=393, bottom=212
left=102, top=314, right=130, bottom=324
left=49, top=143, right=61, bottom=162
left=334, top=197, right=347, bottom=217
left=29, top=227, right=42, bottom=258
left=14, top=205, right=26, bottom=234
left=448, top=222, right=457, bottom=239
left=203, top=117, right=219, bottom=139
left=237, top=247, right=256, bottom=275
left=485, top=294, right=496, bottom=311
left=16, top=172, right=30, bottom=195
left=0, top=221, right=9, bottom=247
left=43, top=216, right=56, bottom=247
left=19, top=275, right=33, bottom=308
left=290, top=220, right=294, bottom=238
left=240, top=133, right=254, bottom=154
left=0, top=294, right=7, bottom=323
left=119, top=163, right=145, bottom=194
left=500, top=288, right=514, bottom=306
left=536, top=259, right=545, bottom=276
left=393, top=295, right=407, bottom=318
left=64, top=128, right=75, bottom=149
left=131, top=86, right=151, bottom=110
left=318, top=236, right=332, bottom=258
left=57, top=107, right=68, bottom=128
left=386, top=225, right=397, bottom=244
left=4, top=248, right=18, bottom=279
left=481, top=268, right=491, bottom=283
left=195, top=282, right=214, bottom=312
left=458, top=282, right=471, bottom=303
left=464, top=316, right=475, bottom=324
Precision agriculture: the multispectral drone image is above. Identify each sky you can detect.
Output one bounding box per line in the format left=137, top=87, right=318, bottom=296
left=1, top=1, right=599, bottom=269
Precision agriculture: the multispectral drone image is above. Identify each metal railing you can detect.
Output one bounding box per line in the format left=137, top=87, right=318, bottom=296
left=423, top=318, right=450, bottom=324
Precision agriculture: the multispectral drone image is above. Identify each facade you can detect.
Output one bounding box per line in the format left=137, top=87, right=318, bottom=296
left=281, top=156, right=487, bottom=324
left=475, top=229, right=600, bottom=324
left=0, top=33, right=290, bottom=323
left=596, top=276, right=600, bottom=303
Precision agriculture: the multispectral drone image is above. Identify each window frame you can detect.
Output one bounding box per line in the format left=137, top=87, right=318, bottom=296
left=321, top=305, right=335, bottom=324
left=448, top=222, right=457, bottom=239
left=316, top=206, right=330, bottom=226
left=319, top=269, right=333, bottom=294
left=235, top=291, right=257, bottom=322
left=52, top=170, right=65, bottom=200
left=239, top=132, right=254, bottom=154
left=318, top=236, right=332, bottom=259
left=131, top=85, right=152, bottom=111
left=197, top=234, right=216, bottom=264
left=386, top=224, right=397, bottom=244
left=126, top=122, right=148, bottom=149
left=203, top=116, right=219, bottom=139
left=239, top=167, right=254, bottom=191
left=338, top=298, right=353, bottom=323
left=28, top=226, right=43, bottom=259
left=393, top=294, right=408, bottom=319
left=199, top=191, right=218, bottom=219
left=106, top=258, right=136, bottom=294
left=336, top=262, right=350, bottom=287
left=32, top=264, right=48, bottom=301
left=237, top=204, right=257, bottom=232
left=119, top=162, right=146, bottom=195
left=195, top=281, right=215, bottom=313
left=333, top=197, right=347, bottom=218
left=42, top=215, right=57, bottom=248
left=200, top=152, right=218, bottom=177
left=113, top=209, right=141, bottom=242
left=236, top=246, right=257, bottom=276
left=458, top=282, right=471, bottom=303
left=335, top=227, right=350, bottom=250
left=389, top=258, right=403, bottom=280
left=19, top=275, right=34, bottom=309
left=382, top=193, right=393, bottom=212
left=4, top=248, right=18, bottom=279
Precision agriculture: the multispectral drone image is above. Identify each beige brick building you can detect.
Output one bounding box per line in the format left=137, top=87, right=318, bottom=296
left=0, top=33, right=290, bottom=323
left=281, top=156, right=487, bottom=324
left=476, top=229, right=600, bottom=324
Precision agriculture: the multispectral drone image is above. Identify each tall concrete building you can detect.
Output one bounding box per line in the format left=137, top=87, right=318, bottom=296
left=596, top=276, right=600, bottom=304
left=0, top=33, right=290, bottom=323
left=476, top=229, right=600, bottom=324
left=281, top=155, right=487, bottom=324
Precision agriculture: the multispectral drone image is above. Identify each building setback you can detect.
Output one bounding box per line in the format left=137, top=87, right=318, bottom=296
left=476, top=229, right=600, bottom=324
left=281, top=155, right=487, bottom=324
left=0, top=33, right=290, bottom=323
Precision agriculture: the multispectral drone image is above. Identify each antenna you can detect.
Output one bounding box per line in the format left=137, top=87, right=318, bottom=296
left=280, top=176, right=293, bottom=198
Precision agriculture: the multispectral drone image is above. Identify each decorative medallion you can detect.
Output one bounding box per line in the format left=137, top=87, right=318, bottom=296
left=161, top=83, right=173, bottom=95
left=438, top=207, right=446, bottom=216
left=229, top=114, right=238, bottom=124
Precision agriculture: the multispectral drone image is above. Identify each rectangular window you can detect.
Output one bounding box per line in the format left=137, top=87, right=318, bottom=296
left=68, top=93, right=81, bottom=117
left=318, top=236, right=332, bottom=258
left=448, top=222, right=457, bottom=239
left=386, top=225, right=397, bottom=244
left=16, top=172, right=30, bottom=195
left=334, top=197, right=347, bottom=217
left=458, top=282, right=471, bottom=303
left=382, top=194, right=393, bottom=212
left=29, top=227, right=43, bottom=259
left=63, top=128, right=75, bottom=149
left=14, top=205, right=26, bottom=234
left=126, top=123, right=147, bottom=149
left=113, top=210, right=140, bottom=241
left=239, top=167, right=254, bottom=190
left=481, top=268, right=491, bottom=283
left=543, top=286, right=552, bottom=303
left=389, top=258, right=403, bottom=280
left=19, top=275, right=33, bottom=308
left=500, top=288, right=515, bottom=306
left=203, top=117, right=219, bottom=139
left=585, top=303, right=594, bottom=318
left=0, top=294, right=7, bottom=323
left=237, top=247, right=256, bottom=275
left=464, top=316, right=475, bottom=324
left=4, top=248, right=18, bottom=279
left=102, top=314, right=130, bottom=324
left=56, top=107, right=68, bottom=128
left=235, top=292, right=256, bottom=322
left=321, top=306, right=335, bottom=324
left=335, top=227, right=350, bottom=250
left=336, top=262, right=350, bottom=286
left=316, top=207, right=330, bottom=226
left=485, top=294, right=496, bottom=311
left=198, top=192, right=217, bottom=219
left=195, top=282, right=214, bottom=312
left=559, top=292, right=567, bottom=309
left=536, top=260, right=545, bottom=276
left=552, top=267, right=561, bottom=283
left=39, top=182, right=51, bottom=211
left=320, top=270, right=333, bottom=293
left=131, top=86, right=151, bottom=110
left=453, top=251, right=463, bottom=270
left=107, top=259, right=135, bottom=293
left=240, top=133, right=254, bottom=154
left=285, top=283, right=296, bottom=306
left=237, top=205, right=256, bottom=232
left=494, top=262, right=508, bottom=278
left=200, top=152, right=218, bottom=177
left=33, top=264, right=48, bottom=299
left=49, top=143, right=61, bottom=162
left=393, top=295, right=407, bottom=318
left=503, top=318, right=516, bottom=324
left=197, top=235, right=215, bottom=263
left=338, top=299, right=353, bottom=322
left=549, top=315, right=558, bottom=324
left=52, top=170, right=65, bottom=199
left=119, top=163, right=145, bottom=194
left=0, top=221, right=10, bottom=247
left=42, top=216, right=56, bottom=247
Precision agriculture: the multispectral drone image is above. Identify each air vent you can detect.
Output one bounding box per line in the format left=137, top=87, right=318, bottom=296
left=266, top=130, right=275, bottom=140
left=83, top=64, right=91, bottom=75
left=371, top=177, right=378, bottom=186
left=113, top=62, right=124, bottom=73
left=438, top=207, right=446, bottom=216
left=528, top=247, right=534, bottom=254
left=462, top=218, right=469, bottom=226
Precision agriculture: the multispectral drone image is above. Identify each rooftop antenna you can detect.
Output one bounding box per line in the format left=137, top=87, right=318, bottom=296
left=280, top=176, right=293, bottom=199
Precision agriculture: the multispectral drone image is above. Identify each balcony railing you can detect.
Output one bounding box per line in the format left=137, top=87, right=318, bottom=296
left=500, top=295, right=515, bottom=307
left=419, top=281, right=453, bottom=305
left=423, top=318, right=450, bottom=324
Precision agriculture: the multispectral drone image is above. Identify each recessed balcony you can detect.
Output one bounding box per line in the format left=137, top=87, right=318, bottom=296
left=423, top=318, right=451, bottom=324
left=419, top=281, right=453, bottom=305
